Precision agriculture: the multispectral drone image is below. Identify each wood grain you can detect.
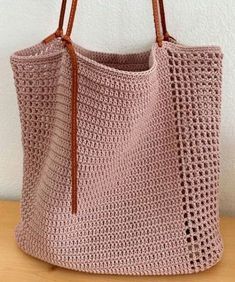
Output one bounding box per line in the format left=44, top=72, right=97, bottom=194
left=0, top=200, right=234, bottom=282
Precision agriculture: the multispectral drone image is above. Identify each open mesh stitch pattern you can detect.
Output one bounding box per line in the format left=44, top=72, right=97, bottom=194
left=165, top=47, right=223, bottom=272
left=11, top=39, right=223, bottom=275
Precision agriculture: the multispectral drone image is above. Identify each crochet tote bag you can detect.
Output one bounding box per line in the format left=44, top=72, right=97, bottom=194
left=11, top=0, right=223, bottom=275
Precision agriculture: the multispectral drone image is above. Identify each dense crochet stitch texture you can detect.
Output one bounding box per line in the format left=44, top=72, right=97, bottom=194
left=11, top=39, right=223, bottom=275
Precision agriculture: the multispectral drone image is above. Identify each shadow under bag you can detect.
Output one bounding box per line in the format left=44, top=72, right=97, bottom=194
left=10, top=0, right=224, bottom=275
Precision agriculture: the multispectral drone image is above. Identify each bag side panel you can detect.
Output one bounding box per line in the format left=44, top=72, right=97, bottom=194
left=11, top=50, right=63, bottom=230
left=164, top=44, right=224, bottom=272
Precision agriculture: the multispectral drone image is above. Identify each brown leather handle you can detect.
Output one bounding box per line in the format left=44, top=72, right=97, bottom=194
left=64, top=0, right=169, bottom=47
left=44, top=0, right=170, bottom=47
left=159, top=0, right=170, bottom=41
left=58, top=0, right=67, bottom=33
left=152, top=0, right=163, bottom=46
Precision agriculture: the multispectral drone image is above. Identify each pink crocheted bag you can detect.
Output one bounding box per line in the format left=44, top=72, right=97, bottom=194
left=10, top=0, right=223, bottom=275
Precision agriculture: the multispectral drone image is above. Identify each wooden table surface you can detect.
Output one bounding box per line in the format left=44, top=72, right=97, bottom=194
left=0, top=200, right=234, bottom=282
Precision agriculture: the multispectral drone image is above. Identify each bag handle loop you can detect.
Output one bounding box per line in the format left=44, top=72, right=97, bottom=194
left=44, top=0, right=171, bottom=46
left=43, top=0, right=172, bottom=214
left=64, top=0, right=169, bottom=47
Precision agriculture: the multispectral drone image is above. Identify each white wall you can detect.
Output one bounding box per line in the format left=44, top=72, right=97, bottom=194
left=0, top=0, right=234, bottom=215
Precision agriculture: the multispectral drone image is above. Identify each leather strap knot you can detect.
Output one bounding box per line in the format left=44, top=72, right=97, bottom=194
left=55, top=28, right=63, bottom=37
left=61, top=34, right=72, bottom=45
left=42, top=28, right=64, bottom=44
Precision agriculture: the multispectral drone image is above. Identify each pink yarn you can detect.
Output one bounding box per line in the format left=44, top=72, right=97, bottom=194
left=10, top=39, right=223, bottom=275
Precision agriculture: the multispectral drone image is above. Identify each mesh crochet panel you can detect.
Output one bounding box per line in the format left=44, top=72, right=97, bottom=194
left=166, top=47, right=223, bottom=272
left=11, top=39, right=223, bottom=275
